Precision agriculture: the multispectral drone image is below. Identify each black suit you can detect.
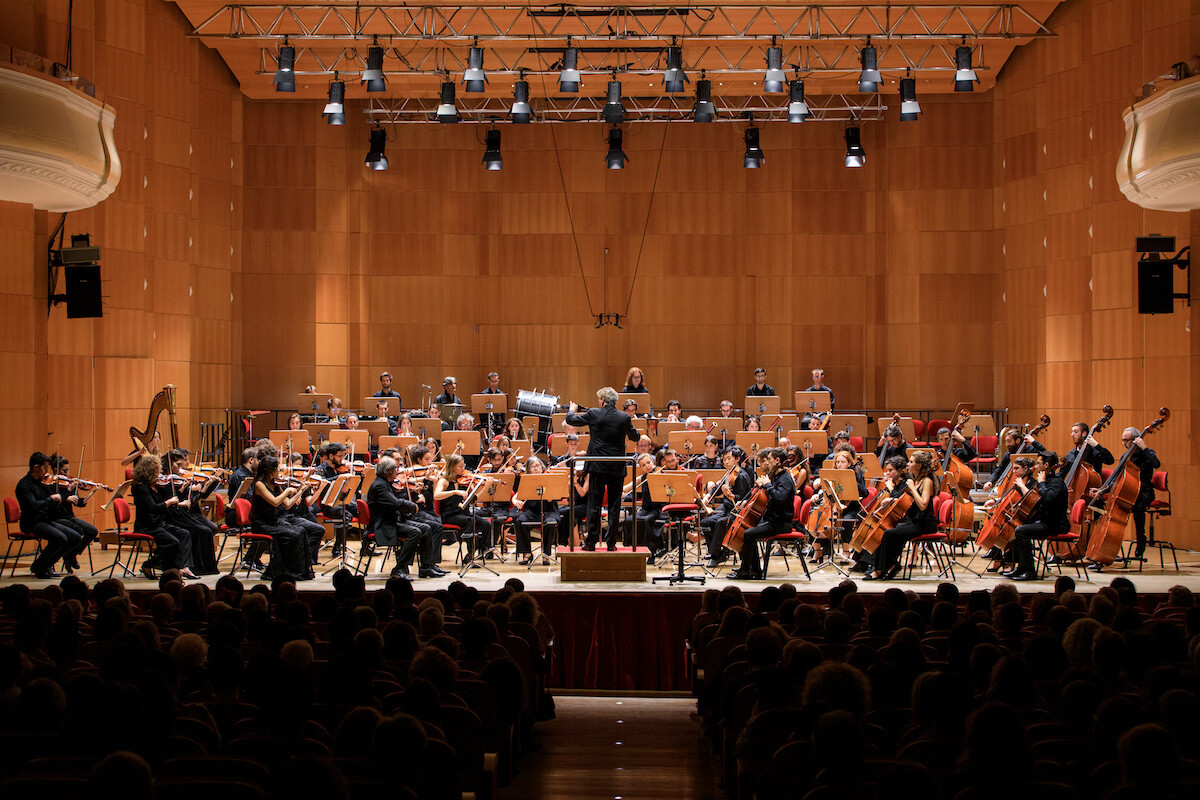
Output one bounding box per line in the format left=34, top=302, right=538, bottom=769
left=566, top=403, right=639, bottom=547
left=366, top=476, right=432, bottom=570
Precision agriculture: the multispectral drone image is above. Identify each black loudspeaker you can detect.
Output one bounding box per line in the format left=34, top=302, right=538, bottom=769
left=1137, top=260, right=1174, bottom=315
left=65, top=265, right=103, bottom=318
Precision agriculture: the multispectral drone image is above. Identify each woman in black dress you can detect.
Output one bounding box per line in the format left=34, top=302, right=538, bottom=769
left=251, top=455, right=313, bottom=580
left=130, top=455, right=196, bottom=579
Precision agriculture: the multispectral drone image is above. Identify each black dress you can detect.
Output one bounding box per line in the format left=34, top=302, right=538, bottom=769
left=251, top=481, right=313, bottom=580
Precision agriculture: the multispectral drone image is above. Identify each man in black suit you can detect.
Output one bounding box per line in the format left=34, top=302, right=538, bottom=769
left=566, top=386, right=639, bottom=551
left=368, top=456, right=443, bottom=579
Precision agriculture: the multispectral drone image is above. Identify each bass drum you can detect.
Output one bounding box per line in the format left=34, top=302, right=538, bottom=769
left=515, top=389, right=561, bottom=448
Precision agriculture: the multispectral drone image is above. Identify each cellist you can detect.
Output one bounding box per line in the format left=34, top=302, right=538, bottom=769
left=864, top=451, right=937, bottom=581
left=729, top=447, right=795, bottom=581
left=1091, top=427, right=1159, bottom=563
left=984, top=429, right=1042, bottom=490
left=1005, top=451, right=1070, bottom=581
left=934, top=427, right=977, bottom=464
left=699, top=445, right=752, bottom=568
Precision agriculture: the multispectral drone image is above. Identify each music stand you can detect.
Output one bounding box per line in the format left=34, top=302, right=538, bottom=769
left=792, top=431, right=829, bottom=465
left=550, top=434, right=589, bottom=457
left=514, top=471, right=570, bottom=566
left=472, top=393, right=508, bottom=439
left=319, top=471, right=362, bottom=574
left=380, top=434, right=419, bottom=453
left=668, top=431, right=709, bottom=462
left=967, top=414, right=997, bottom=437
left=704, top=417, right=744, bottom=451
left=795, top=391, right=833, bottom=416
left=647, top=471, right=706, bottom=585
left=269, top=430, right=312, bottom=458
left=809, top=469, right=861, bottom=577
left=860, top=453, right=884, bottom=483
left=888, top=416, right=918, bottom=442
left=654, top=420, right=685, bottom=448
left=828, top=414, right=870, bottom=438
left=510, top=440, right=533, bottom=460
left=761, top=414, right=797, bottom=437
left=745, top=395, right=782, bottom=417
left=304, top=423, right=339, bottom=447
left=458, top=475, right=504, bottom=577
left=736, top=432, right=777, bottom=461
left=618, top=392, right=655, bottom=414
left=297, top=392, right=333, bottom=419
left=629, top=419, right=651, bottom=453
left=476, top=471, right=516, bottom=563
left=410, top=419, right=444, bottom=443
left=360, top=420, right=389, bottom=445
left=365, top=397, right=401, bottom=416
left=443, top=431, right=482, bottom=462
left=329, top=429, right=369, bottom=455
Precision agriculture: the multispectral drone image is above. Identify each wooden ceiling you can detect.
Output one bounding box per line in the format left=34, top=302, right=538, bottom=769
left=171, top=2, right=1062, bottom=118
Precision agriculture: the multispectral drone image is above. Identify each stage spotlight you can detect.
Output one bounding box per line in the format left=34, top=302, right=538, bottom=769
left=763, top=44, right=786, bottom=92
left=362, top=39, right=386, bottom=92
left=511, top=79, right=532, bottom=123
left=606, top=127, right=627, bottom=169
left=787, top=79, right=810, bottom=122
left=482, top=129, right=502, bottom=170
left=603, top=79, right=625, bottom=124
left=463, top=45, right=487, bottom=92
left=436, top=81, right=459, bottom=123
left=955, top=42, right=978, bottom=91
left=663, top=45, right=688, bottom=92
left=365, top=128, right=388, bottom=171
left=322, top=75, right=345, bottom=125
left=693, top=77, right=716, bottom=122
left=858, top=41, right=881, bottom=92
left=844, top=126, right=865, bottom=168
left=899, top=75, right=921, bottom=121
left=273, top=41, right=295, bottom=92
left=559, top=43, right=581, bottom=92
left=743, top=126, right=764, bottom=169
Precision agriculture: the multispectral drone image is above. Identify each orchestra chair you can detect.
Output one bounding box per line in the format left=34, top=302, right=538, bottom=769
left=911, top=419, right=928, bottom=447
left=925, top=418, right=951, bottom=444
left=761, top=495, right=811, bottom=579
left=969, top=435, right=999, bottom=475
left=213, top=494, right=246, bottom=564
left=227, top=498, right=273, bottom=579
left=105, top=497, right=156, bottom=578
left=2, top=498, right=42, bottom=577
left=1035, top=500, right=1089, bottom=581
left=352, top=500, right=396, bottom=576
left=849, top=436, right=865, bottom=452
left=433, top=497, right=466, bottom=565
left=660, top=480, right=701, bottom=568
left=1142, top=470, right=1178, bottom=571
left=901, top=499, right=955, bottom=580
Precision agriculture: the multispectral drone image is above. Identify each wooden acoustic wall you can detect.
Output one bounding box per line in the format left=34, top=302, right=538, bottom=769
left=994, top=0, right=1200, bottom=545
left=0, top=0, right=241, bottom=529
left=240, top=94, right=999, bottom=419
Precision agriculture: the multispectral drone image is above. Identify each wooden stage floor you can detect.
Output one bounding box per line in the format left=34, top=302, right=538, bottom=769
left=6, top=541, right=1200, bottom=596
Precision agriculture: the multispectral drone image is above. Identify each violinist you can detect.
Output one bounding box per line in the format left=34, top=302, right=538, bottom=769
left=179, top=450, right=224, bottom=575
left=1063, top=421, right=1115, bottom=477
left=622, top=367, right=648, bottom=394
left=635, top=435, right=654, bottom=456
left=934, top=427, right=978, bottom=464
left=1006, top=451, right=1070, bottom=581
left=314, top=442, right=356, bottom=558
left=16, top=452, right=85, bottom=578
left=280, top=451, right=328, bottom=566
left=747, top=367, right=776, bottom=397
left=251, top=455, right=314, bottom=580
left=784, top=445, right=810, bottom=488
left=864, top=451, right=937, bottom=581
left=827, top=444, right=869, bottom=565
left=511, top=456, right=560, bottom=566
left=1091, top=427, right=1159, bottom=563
left=700, top=445, right=752, bottom=568
left=47, top=453, right=101, bottom=573
left=368, top=456, right=440, bottom=580
left=984, top=428, right=1042, bottom=491
left=403, top=445, right=448, bottom=566
left=566, top=387, right=640, bottom=551
left=875, top=424, right=908, bottom=464
left=623, top=453, right=667, bottom=561
left=478, top=447, right=516, bottom=539
left=158, top=450, right=218, bottom=576
left=693, top=436, right=723, bottom=470
left=729, top=447, right=794, bottom=581
left=434, top=452, right=496, bottom=552
left=130, top=454, right=196, bottom=579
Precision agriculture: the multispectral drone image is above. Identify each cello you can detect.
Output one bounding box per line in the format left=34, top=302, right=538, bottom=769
left=849, top=472, right=913, bottom=554
left=1084, top=408, right=1168, bottom=566
left=974, top=471, right=1041, bottom=552
left=723, top=484, right=768, bottom=554
left=991, top=414, right=1052, bottom=498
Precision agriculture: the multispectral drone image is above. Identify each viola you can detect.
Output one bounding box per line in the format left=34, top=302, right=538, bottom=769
left=1085, top=408, right=1168, bottom=566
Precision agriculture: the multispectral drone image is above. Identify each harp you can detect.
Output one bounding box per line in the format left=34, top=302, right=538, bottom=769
left=129, top=384, right=179, bottom=452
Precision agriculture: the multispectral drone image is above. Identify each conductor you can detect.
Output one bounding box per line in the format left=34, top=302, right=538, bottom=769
left=567, top=387, right=639, bottom=551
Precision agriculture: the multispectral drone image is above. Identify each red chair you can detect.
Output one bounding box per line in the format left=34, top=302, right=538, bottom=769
left=1143, top=470, right=1177, bottom=570
left=901, top=501, right=954, bottom=580
left=107, top=497, right=157, bottom=578
left=229, top=498, right=273, bottom=578
left=214, top=493, right=243, bottom=564
left=926, top=419, right=951, bottom=443
left=969, top=435, right=999, bottom=474
left=911, top=419, right=927, bottom=447
left=433, top=497, right=465, bottom=565
left=1036, top=500, right=1089, bottom=580
left=849, top=436, right=865, bottom=453
left=762, top=495, right=810, bottom=579
left=353, top=499, right=397, bottom=576
left=3, top=497, right=42, bottom=577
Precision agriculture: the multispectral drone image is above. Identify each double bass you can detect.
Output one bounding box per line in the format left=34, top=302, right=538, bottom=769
left=991, top=414, right=1052, bottom=498
left=1063, top=405, right=1114, bottom=508
left=1084, top=408, right=1168, bottom=566
left=939, top=409, right=978, bottom=544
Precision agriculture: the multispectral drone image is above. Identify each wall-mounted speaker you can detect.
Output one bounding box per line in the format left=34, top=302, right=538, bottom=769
left=65, top=265, right=103, bottom=318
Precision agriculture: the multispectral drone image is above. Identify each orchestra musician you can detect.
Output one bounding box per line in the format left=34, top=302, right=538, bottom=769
left=345, top=412, right=360, bottom=431
left=479, top=372, right=506, bottom=439
left=374, top=401, right=399, bottom=437
left=684, top=415, right=704, bottom=432
left=747, top=367, right=776, bottom=397
left=314, top=442, right=356, bottom=558
left=864, top=451, right=937, bottom=581
left=875, top=424, right=909, bottom=464
left=434, top=453, right=497, bottom=554
left=279, top=451, right=328, bottom=567
left=46, top=453, right=100, bottom=573
left=159, top=450, right=218, bottom=576
left=503, top=416, right=526, bottom=442
left=693, top=436, right=723, bottom=469
left=373, top=371, right=401, bottom=406
left=566, top=387, right=640, bottom=551
left=402, top=445, right=448, bottom=566
left=550, top=434, right=589, bottom=548
left=744, top=416, right=762, bottom=433
left=700, top=445, right=752, bottom=568
left=729, top=447, right=795, bottom=581
left=325, top=397, right=345, bottom=426
left=665, top=400, right=683, bottom=423
left=718, top=400, right=736, bottom=418
left=622, top=398, right=640, bottom=417
left=121, top=429, right=162, bottom=467
left=1005, top=451, right=1070, bottom=581
left=622, top=367, right=648, bottom=394
left=934, top=426, right=978, bottom=464
left=130, top=454, right=196, bottom=580
left=803, top=369, right=835, bottom=409
left=623, top=453, right=666, bottom=560
left=1064, top=421, right=1115, bottom=477
left=251, top=455, right=314, bottom=580
left=368, top=456, right=440, bottom=579
left=983, top=428, right=1041, bottom=490
left=16, top=453, right=85, bottom=578
left=510, top=456, right=560, bottom=566
left=227, top=447, right=264, bottom=571
left=435, top=377, right=463, bottom=406
left=427, top=404, right=452, bottom=432
left=1091, top=427, right=1160, bottom=563
left=826, top=444, right=869, bottom=566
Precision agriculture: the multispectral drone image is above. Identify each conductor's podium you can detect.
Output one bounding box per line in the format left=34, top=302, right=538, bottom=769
left=558, top=547, right=648, bottom=582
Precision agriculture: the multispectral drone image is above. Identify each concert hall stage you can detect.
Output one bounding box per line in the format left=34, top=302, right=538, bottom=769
left=4, top=545, right=1198, bottom=693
